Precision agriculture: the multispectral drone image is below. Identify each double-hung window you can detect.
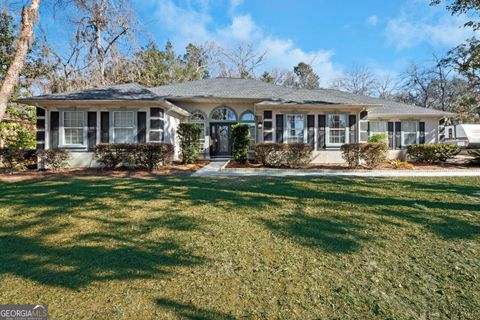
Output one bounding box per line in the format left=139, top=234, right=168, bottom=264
left=369, top=121, right=387, bottom=137
left=402, top=121, right=418, bottom=146
left=113, top=111, right=135, bottom=143
left=327, top=114, right=348, bottom=146
left=63, top=111, right=85, bottom=146
left=286, top=114, right=305, bottom=143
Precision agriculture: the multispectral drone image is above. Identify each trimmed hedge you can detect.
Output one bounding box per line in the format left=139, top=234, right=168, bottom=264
left=341, top=142, right=388, bottom=168
left=368, top=133, right=388, bottom=144
left=232, top=124, right=250, bottom=164
left=407, top=144, right=460, bottom=163
left=254, top=143, right=312, bottom=168
left=468, top=149, right=480, bottom=165
left=37, top=149, right=71, bottom=170
left=94, top=143, right=174, bottom=170
left=0, top=148, right=37, bottom=172
left=178, top=123, right=202, bottom=164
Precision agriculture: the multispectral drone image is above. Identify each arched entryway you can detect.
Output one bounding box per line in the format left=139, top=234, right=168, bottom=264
left=209, top=106, right=237, bottom=158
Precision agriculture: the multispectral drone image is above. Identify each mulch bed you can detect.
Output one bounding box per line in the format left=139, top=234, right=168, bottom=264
left=0, top=161, right=208, bottom=182
left=226, top=160, right=479, bottom=171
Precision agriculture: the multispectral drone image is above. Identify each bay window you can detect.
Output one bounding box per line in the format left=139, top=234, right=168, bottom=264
left=327, top=114, right=348, bottom=146
left=286, top=114, right=305, bottom=143
left=113, top=111, right=135, bottom=143
left=402, top=121, right=418, bottom=146
left=63, top=111, right=85, bottom=146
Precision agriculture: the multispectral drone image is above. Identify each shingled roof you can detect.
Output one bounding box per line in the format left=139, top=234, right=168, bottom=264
left=19, top=78, right=453, bottom=117
left=22, top=83, right=161, bottom=101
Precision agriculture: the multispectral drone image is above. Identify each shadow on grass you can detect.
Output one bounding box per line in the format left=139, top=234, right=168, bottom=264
left=0, top=235, right=203, bottom=290
left=156, top=298, right=236, bottom=320
left=258, top=212, right=369, bottom=253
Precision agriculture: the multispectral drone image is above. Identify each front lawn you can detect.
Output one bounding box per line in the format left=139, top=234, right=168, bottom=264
left=0, top=176, right=479, bottom=319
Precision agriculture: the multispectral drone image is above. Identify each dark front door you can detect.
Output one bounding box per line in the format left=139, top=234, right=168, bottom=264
left=210, top=123, right=232, bottom=157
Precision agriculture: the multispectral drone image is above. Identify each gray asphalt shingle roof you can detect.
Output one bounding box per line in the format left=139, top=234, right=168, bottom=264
left=20, top=78, right=453, bottom=117
left=24, top=83, right=161, bottom=101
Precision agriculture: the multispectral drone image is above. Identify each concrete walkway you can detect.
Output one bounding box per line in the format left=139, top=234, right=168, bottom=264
left=192, top=161, right=480, bottom=177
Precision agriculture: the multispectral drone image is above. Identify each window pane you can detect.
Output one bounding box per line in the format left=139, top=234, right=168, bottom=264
left=211, top=108, right=236, bottom=121
left=286, top=115, right=304, bottom=143
left=329, top=129, right=346, bottom=144
left=191, top=112, right=205, bottom=121
left=370, top=121, right=387, bottom=133
left=114, top=112, right=134, bottom=127
left=241, top=112, right=255, bottom=122
left=403, top=121, right=417, bottom=132
left=64, top=112, right=84, bottom=127
left=65, top=128, right=83, bottom=144
left=404, top=133, right=417, bottom=146
left=114, top=128, right=135, bottom=143
left=328, top=114, right=347, bottom=128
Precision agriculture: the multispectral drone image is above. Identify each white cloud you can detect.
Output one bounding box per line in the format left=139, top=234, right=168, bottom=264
left=385, top=0, right=478, bottom=49
left=367, top=15, right=379, bottom=26
left=229, top=0, right=244, bottom=15
left=148, top=0, right=342, bottom=85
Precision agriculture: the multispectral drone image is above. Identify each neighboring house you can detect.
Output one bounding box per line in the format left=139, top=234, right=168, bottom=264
left=19, top=78, right=453, bottom=167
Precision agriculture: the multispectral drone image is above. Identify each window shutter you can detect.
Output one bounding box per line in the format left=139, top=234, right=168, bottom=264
left=36, top=107, right=46, bottom=150
left=100, top=112, right=109, bottom=143
left=419, top=121, right=425, bottom=144
left=87, top=112, right=97, bottom=151
left=263, top=110, right=273, bottom=142
left=438, top=119, right=446, bottom=142
left=318, top=114, right=326, bottom=149
left=395, top=122, right=402, bottom=149
left=387, top=122, right=394, bottom=149
left=50, top=111, right=59, bottom=149
left=137, top=112, right=147, bottom=143
left=349, top=115, right=356, bottom=143
left=307, top=115, right=315, bottom=148
left=275, top=114, right=284, bottom=143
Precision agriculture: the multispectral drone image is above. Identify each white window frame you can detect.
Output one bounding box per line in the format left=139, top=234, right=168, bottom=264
left=190, top=110, right=207, bottom=152
left=285, top=114, right=306, bottom=143
left=401, top=120, right=419, bottom=147
left=326, top=113, right=349, bottom=147
left=149, top=109, right=164, bottom=143
left=60, top=111, right=87, bottom=148
left=112, top=111, right=136, bottom=144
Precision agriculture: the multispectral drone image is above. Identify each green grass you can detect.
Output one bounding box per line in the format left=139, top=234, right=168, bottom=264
left=0, top=176, right=479, bottom=319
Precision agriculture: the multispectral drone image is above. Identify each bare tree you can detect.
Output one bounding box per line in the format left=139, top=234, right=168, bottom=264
left=330, top=66, right=378, bottom=96
left=0, top=0, right=41, bottom=121
left=375, top=74, right=400, bottom=99
left=215, top=43, right=267, bottom=78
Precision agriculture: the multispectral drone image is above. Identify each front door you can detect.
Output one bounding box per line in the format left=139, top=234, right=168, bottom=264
left=210, top=123, right=232, bottom=157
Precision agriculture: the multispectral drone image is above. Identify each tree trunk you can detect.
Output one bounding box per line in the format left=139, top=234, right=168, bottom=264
left=0, top=0, right=41, bottom=120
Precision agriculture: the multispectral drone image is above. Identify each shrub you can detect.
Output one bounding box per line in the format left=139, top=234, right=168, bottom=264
left=135, top=143, right=174, bottom=171
left=468, top=149, right=480, bottom=165
left=389, top=160, right=414, bottom=170
left=37, top=149, right=70, bottom=170
left=340, top=143, right=363, bottom=168
left=407, top=144, right=460, bottom=163
left=0, top=148, right=36, bottom=172
left=362, top=142, right=388, bottom=168
left=368, top=133, right=388, bottom=144
left=254, top=143, right=313, bottom=168
left=341, top=142, right=388, bottom=169
left=285, top=143, right=313, bottom=168
left=232, top=124, right=250, bottom=164
left=254, top=143, right=286, bottom=167
left=94, top=143, right=174, bottom=170
left=178, top=123, right=201, bottom=164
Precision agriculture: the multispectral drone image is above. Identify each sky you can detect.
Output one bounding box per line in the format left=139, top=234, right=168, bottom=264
left=37, top=0, right=478, bottom=86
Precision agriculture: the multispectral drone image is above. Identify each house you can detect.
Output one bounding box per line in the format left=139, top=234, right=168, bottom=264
left=19, top=78, right=454, bottom=167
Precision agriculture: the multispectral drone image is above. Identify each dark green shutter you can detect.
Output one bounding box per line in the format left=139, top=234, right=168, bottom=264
left=438, top=119, right=446, bottom=142
left=137, top=111, right=147, bottom=143
left=50, top=111, right=59, bottom=149
left=275, top=114, right=284, bottom=143
left=87, top=112, right=97, bottom=151
left=395, top=122, right=402, bottom=149
left=318, top=115, right=326, bottom=149
left=263, top=110, right=273, bottom=141
left=307, top=115, right=315, bottom=148
left=387, top=122, right=394, bottom=149
left=349, top=115, right=356, bottom=143
left=419, top=121, right=425, bottom=144
left=100, top=112, right=109, bottom=143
